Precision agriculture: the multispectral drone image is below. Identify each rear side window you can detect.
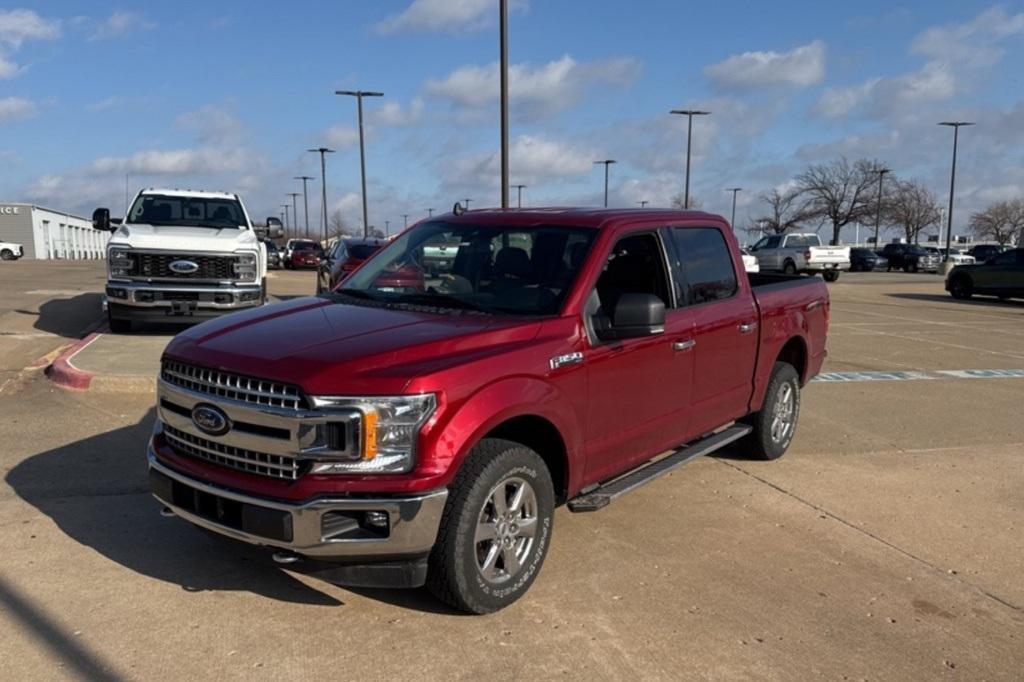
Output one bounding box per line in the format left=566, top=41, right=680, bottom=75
left=670, top=227, right=738, bottom=305
left=348, top=244, right=380, bottom=259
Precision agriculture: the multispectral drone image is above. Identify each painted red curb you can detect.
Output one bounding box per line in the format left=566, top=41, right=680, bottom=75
left=44, top=332, right=102, bottom=391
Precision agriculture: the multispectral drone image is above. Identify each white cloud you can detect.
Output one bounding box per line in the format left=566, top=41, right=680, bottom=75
left=376, top=97, right=425, bottom=126
left=911, top=6, right=1024, bottom=68
left=813, top=62, right=955, bottom=120
left=0, top=96, right=36, bottom=124
left=442, top=134, right=597, bottom=191
left=324, top=125, right=360, bottom=150
left=425, top=55, right=641, bottom=119
left=704, top=40, right=825, bottom=89
left=0, top=54, right=21, bottom=79
left=173, top=105, right=244, bottom=143
left=375, top=0, right=527, bottom=34
left=90, top=148, right=253, bottom=175
left=0, top=8, right=60, bottom=49
left=89, top=11, right=154, bottom=41
left=813, top=79, right=880, bottom=118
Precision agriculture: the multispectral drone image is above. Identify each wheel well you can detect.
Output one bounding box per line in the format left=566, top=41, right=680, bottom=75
left=485, top=415, right=569, bottom=504
left=776, top=337, right=808, bottom=383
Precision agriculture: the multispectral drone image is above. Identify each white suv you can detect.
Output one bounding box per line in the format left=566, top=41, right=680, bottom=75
left=93, top=188, right=282, bottom=333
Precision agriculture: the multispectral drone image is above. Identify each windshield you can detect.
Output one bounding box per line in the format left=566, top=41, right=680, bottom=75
left=127, top=194, right=246, bottom=228
left=293, top=241, right=321, bottom=252
left=339, top=221, right=597, bottom=316
left=347, top=244, right=381, bottom=259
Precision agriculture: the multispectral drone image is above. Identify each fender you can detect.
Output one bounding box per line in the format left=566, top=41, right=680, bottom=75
left=422, top=375, right=584, bottom=492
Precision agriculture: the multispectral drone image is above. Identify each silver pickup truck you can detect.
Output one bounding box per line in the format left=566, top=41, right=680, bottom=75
left=749, top=233, right=850, bottom=282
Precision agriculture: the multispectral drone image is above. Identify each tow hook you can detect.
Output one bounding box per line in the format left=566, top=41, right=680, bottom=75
left=272, top=550, right=302, bottom=565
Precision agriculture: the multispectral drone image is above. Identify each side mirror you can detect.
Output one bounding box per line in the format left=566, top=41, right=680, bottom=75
left=92, top=208, right=112, bottom=231
left=595, top=293, right=666, bottom=341
left=260, top=217, right=284, bottom=239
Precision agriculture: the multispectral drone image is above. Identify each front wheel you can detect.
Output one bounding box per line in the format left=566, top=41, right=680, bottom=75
left=949, top=275, right=973, bottom=300
left=822, top=270, right=840, bottom=282
left=741, top=362, right=801, bottom=460
left=0, top=249, right=14, bottom=261
left=427, top=438, right=555, bottom=614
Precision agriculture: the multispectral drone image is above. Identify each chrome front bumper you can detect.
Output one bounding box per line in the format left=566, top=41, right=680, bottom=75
left=106, top=281, right=263, bottom=310
left=148, top=450, right=448, bottom=560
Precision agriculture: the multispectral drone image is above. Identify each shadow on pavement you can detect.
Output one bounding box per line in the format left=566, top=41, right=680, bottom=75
left=887, top=292, right=1024, bottom=310
left=5, top=408, right=343, bottom=607
left=17, top=293, right=104, bottom=338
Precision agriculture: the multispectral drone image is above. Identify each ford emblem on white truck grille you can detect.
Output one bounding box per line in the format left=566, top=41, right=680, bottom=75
left=191, top=404, right=230, bottom=436
left=169, top=259, right=200, bottom=274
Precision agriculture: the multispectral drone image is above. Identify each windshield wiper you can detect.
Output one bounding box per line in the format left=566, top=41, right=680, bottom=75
left=387, top=292, right=494, bottom=313
left=335, top=288, right=380, bottom=301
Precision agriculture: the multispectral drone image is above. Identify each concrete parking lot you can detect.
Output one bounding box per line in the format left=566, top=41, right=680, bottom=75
left=1, top=263, right=1022, bottom=680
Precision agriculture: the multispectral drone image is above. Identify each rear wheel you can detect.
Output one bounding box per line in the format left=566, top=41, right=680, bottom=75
left=741, top=362, right=801, bottom=461
left=949, top=274, right=973, bottom=300
left=782, top=260, right=797, bottom=275
left=427, top=438, right=554, bottom=614
left=822, top=270, right=840, bottom=282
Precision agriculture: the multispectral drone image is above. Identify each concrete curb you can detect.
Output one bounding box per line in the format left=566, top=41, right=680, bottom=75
left=43, top=333, right=100, bottom=390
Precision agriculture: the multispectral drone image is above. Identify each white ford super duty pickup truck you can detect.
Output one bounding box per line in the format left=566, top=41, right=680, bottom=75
left=93, top=188, right=283, bottom=333
left=749, top=232, right=850, bottom=282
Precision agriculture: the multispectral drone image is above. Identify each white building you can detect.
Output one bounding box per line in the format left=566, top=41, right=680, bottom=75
left=0, top=203, right=107, bottom=260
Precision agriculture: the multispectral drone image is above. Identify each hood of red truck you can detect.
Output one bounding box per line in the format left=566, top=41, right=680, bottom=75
left=163, top=296, right=539, bottom=395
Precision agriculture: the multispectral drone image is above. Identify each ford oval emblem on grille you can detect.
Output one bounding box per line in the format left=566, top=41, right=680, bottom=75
left=191, top=403, right=230, bottom=436
left=169, top=259, right=200, bottom=274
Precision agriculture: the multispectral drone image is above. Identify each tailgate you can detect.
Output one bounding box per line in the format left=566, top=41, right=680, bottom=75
left=807, top=247, right=849, bottom=265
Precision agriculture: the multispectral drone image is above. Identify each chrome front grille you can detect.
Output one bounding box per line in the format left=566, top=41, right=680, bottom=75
left=161, top=361, right=306, bottom=410
left=163, top=424, right=301, bottom=481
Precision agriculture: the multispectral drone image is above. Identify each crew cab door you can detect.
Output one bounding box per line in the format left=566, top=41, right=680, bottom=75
left=582, top=230, right=696, bottom=484
left=666, top=225, right=758, bottom=437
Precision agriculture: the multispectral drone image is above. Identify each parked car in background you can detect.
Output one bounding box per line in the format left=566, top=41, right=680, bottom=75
left=947, top=248, right=1024, bottom=301
left=148, top=207, right=830, bottom=614
left=0, top=239, right=24, bottom=260
left=317, top=238, right=385, bottom=292
left=967, top=244, right=1008, bottom=262
left=922, top=246, right=974, bottom=265
left=879, top=243, right=941, bottom=272
left=92, top=188, right=279, bottom=333
left=422, top=238, right=464, bottom=275
left=849, top=248, right=887, bottom=271
left=740, top=248, right=760, bottom=273
left=287, top=240, right=323, bottom=270
left=264, top=241, right=282, bottom=269
left=749, top=233, right=850, bottom=281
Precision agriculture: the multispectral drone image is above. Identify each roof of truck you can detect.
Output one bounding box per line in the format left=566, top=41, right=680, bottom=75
left=139, top=188, right=239, bottom=200
left=435, top=207, right=724, bottom=229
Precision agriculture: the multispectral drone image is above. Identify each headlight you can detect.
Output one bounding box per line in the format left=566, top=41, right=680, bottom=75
left=233, top=252, right=258, bottom=281
left=108, top=249, right=133, bottom=278
left=308, top=394, right=436, bottom=474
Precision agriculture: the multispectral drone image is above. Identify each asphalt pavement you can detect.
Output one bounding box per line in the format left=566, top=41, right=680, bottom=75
left=0, top=264, right=1021, bottom=680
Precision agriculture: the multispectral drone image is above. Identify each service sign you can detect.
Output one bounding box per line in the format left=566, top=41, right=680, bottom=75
left=0, top=206, right=20, bottom=215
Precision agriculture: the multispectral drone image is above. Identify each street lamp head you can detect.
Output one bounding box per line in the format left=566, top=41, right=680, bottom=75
left=335, top=90, right=384, bottom=98
left=670, top=110, right=711, bottom=116
left=593, top=159, right=617, bottom=165
left=295, top=175, right=314, bottom=181
left=939, top=121, right=975, bottom=127
left=725, top=187, right=743, bottom=192
left=307, top=147, right=335, bottom=154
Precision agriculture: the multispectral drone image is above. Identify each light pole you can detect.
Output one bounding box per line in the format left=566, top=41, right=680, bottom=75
left=281, top=204, right=291, bottom=230
left=384, top=220, right=390, bottom=237
left=939, top=121, right=974, bottom=261
left=594, top=159, right=616, bottom=207
left=463, top=198, right=472, bottom=210
left=308, top=147, right=335, bottom=242
left=637, top=200, right=649, bottom=208
left=287, top=193, right=300, bottom=235
left=512, top=184, right=526, bottom=208
left=669, top=109, right=710, bottom=208
left=335, top=90, right=384, bottom=238
left=295, top=176, right=314, bottom=238
left=872, top=168, right=890, bottom=247
left=499, top=0, right=510, bottom=208
left=725, top=188, right=742, bottom=228
left=124, top=173, right=131, bottom=214
left=402, top=214, right=409, bottom=229
left=425, top=208, right=434, bottom=217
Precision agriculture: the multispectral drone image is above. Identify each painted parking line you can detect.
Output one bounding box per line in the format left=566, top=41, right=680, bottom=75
left=812, top=369, right=1024, bottom=383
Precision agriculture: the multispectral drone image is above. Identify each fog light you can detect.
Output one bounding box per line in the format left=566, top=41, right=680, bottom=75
left=137, top=291, right=155, bottom=302
left=106, top=287, right=127, bottom=299
left=364, top=511, right=389, bottom=531
left=238, top=291, right=260, bottom=302
left=214, top=293, right=232, bottom=304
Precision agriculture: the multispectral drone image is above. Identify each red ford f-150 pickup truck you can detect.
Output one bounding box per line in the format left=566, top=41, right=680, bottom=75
left=149, top=208, right=829, bottom=613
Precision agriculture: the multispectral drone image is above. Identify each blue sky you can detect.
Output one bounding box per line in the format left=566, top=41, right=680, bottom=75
left=2, top=1, right=1023, bottom=239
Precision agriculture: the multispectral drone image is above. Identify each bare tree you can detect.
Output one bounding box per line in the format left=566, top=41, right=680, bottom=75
left=884, top=179, right=942, bottom=244
left=670, top=193, right=703, bottom=210
left=752, top=187, right=816, bottom=235
left=797, top=158, right=879, bottom=245
left=328, top=209, right=351, bottom=241
left=969, top=199, right=1024, bottom=245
